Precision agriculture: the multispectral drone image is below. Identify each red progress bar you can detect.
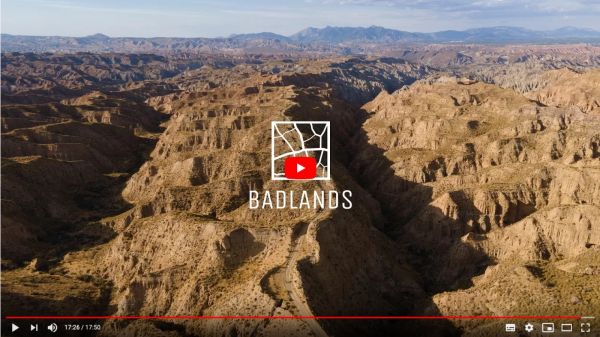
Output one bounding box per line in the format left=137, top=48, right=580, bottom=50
left=5, top=316, right=582, bottom=320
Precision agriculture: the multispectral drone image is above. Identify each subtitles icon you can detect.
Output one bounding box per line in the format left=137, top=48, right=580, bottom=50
left=505, top=323, right=516, bottom=332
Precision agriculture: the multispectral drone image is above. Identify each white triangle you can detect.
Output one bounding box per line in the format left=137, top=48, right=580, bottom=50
left=296, top=163, right=305, bottom=173
left=12, top=324, right=19, bottom=332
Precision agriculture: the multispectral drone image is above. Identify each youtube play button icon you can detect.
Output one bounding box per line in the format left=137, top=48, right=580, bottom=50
left=284, top=157, right=317, bottom=180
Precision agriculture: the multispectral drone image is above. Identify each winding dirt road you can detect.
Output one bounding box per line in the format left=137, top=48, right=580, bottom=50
left=284, top=235, right=329, bottom=337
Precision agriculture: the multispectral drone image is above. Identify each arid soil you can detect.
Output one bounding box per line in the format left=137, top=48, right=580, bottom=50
left=1, top=49, right=599, bottom=337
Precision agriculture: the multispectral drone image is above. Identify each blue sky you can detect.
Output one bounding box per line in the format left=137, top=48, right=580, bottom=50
left=2, top=0, right=600, bottom=37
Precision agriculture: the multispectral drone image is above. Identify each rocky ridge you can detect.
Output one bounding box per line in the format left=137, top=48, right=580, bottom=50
left=354, top=73, right=600, bottom=334
left=92, top=59, right=441, bottom=337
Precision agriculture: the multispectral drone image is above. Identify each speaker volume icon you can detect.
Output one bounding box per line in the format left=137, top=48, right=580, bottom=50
left=47, top=323, right=58, bottom=333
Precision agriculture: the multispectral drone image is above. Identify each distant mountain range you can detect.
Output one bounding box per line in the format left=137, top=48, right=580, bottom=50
left=287, top=26, right=600, bottom=43
left=3, top=26, right=600, bottom=53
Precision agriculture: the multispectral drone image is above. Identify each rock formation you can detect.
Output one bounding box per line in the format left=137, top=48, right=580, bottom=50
left=1, top=52, right=598, bottom=337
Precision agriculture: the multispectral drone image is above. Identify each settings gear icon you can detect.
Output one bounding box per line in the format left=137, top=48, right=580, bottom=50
left=524, top=323, right=534, bottom=332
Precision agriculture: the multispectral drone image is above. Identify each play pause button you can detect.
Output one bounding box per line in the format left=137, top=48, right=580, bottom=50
left=9, top=323, right=38, bottom=333
left=284, top=157, right=317, bottom=180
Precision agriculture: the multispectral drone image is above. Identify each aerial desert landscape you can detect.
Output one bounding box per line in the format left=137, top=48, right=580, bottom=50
left=1, top=21, right=600, bottom=337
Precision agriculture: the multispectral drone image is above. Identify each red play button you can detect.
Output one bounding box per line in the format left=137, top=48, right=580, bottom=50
left=284, top=157, right=317, bottom=180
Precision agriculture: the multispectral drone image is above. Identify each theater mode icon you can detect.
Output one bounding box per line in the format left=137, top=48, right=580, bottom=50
left=561, top=323, right=573, bottom=332
left=271, top=121, right=330, bottom=180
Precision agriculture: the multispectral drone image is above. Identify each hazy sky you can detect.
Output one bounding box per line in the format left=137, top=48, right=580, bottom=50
left=2, top=0, right=600, bottom=37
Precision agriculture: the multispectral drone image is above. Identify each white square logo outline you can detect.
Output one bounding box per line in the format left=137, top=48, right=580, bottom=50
left=271, top=121, right=331, bottom=181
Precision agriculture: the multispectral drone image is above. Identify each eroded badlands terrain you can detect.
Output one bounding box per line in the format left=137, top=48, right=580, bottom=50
left=1, top=48, right=599, bottom=337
